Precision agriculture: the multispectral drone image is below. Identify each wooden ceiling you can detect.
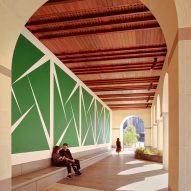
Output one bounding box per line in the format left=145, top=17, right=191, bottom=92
left=26, top=0, right=167, bottom=110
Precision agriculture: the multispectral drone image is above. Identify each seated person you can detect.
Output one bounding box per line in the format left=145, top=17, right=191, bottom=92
left=60, top=143, right=82, bottom=175
left=52, top=145, right=72, bottom=178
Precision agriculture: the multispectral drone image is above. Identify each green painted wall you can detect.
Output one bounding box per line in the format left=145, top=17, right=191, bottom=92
left=12, top=34, right=110, bottom=154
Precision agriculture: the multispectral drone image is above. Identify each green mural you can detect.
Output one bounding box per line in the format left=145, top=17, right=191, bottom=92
left=11, top=33, right=111, bottom=154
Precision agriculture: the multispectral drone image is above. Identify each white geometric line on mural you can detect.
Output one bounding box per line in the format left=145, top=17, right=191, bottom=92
left=87, top=97, right=94, bottom=113
left=12, top=87, right=22, bottom=114
left=56, top=118, right=73, bottom=146
left=70, top=103, right=80, bottom=145
left=82, top=126, right=91, bottom=146
left=79, top=86, right=82, bottom=146
left=28, top=77, right=51, bottom=149
left=53, top=64, right=68, bottom=122
left=13, top=55, right=49, bottom=84
left=89, top=112, right=96, bottom=144
left=11, top=104, right=34, bottom=133
left=65, top=83, right=79, bottom=105
left=50, top=60, right=54, bottom=149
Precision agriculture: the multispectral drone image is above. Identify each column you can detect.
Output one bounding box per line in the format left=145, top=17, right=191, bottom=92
left=153, top=124, right=158, bottom=148
left=162, top=112, right=169, bottom=170
left=157, top=119, right=163, bottom=151
left=0, top=71, right=11, bottom=190
left=178, top=37, right=191, bottom=191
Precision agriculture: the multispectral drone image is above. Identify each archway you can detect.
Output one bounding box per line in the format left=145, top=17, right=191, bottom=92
left=120, top=116, right=144, bottom=150
left=0, top=0, right=179, bottom=190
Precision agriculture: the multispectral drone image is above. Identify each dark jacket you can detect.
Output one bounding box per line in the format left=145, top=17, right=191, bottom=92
left=60, top=149, right=73, bottom=160
left=52, top=153, right=62, bottom=165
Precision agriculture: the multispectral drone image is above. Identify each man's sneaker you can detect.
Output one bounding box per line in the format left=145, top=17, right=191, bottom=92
left=75, top=171, right=82, bottom=175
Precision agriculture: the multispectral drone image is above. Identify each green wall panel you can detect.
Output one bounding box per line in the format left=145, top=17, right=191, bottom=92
left=12, top=34, right=110, bottom=155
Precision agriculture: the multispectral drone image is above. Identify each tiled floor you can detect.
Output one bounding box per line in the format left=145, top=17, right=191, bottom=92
left=43, top=151, right=168, bottom=191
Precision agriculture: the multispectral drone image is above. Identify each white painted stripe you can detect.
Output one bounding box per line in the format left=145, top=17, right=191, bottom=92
left=96, top=127, right=103, bottom=144
left=11, top=87, right=22, bottom=114
left=81, top=92, right=89, bottom=127
left=56, top=118, right=73, bottom=146
left=50, top=60, right=54, bottom=148
left=82, top=126, right=91, bottom=146
left=79, top=86, right=82, bottom=146
left=28, top=77, right=51, bottom=149
left=70, top=103, right=80, bottom=144
left=94, top=100, right=97, bottom=140
left=53, top=64, right=68, bottom=122
left=11, top=105, right=34, bottom=133
left=13, top=55, right=49, bottom=84
left=89, top=112, right=96, bottom=144
left=65, top=83, right=79, bottom=105
left=98, top=106, right=104, bottom=120
left=87, top=97, right=94, bottom=113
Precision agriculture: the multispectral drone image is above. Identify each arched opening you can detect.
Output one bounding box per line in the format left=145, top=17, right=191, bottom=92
left=120, top=116, right=144, bottom=150
left=0, top=0, right=180, bottom=190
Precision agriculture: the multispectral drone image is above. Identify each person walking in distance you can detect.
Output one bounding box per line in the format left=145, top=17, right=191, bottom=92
left=116, top=138, right=121, bottom=155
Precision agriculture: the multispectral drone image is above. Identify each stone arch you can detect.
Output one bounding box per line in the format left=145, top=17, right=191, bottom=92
left=0, top=0, right=179, bottom=189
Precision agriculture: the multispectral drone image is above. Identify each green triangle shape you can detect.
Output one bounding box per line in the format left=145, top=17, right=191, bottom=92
left=12, top=105, right=49, bottom=154
left=54, top=64, right=77, bottom=104
left=12, top=34, right=44, bottom=82
left=54, top=78, right=67, bottom=145
left=28, top=61, right=50, bottom=135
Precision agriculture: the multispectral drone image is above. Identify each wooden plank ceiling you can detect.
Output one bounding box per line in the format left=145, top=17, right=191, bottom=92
left=26, top=0, right=167, bottom=110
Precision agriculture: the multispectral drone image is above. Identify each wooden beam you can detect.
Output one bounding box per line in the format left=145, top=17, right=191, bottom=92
left=90, top=84, right=157, bottom=92
left=111, top=106, right=151, bottom=110
left=97, top=92, right=155, bottom=98
left=45, top=0, right=84, bottom=6
left=59, top=49, right=167, bottom=61
left=62, top=52, right=166, bottom=64
left=148, top=83, right=153, bottom=91
left=147, top=96, right=151, bottom=102
left=72, top=63, right=163, bottom=73
left=74, top=66, right=162, bottom=75
left=108, top=103, right=152, bottom=107
left=27, top=5, right=149, bottom=26
left=39, top=21, right=160, bottom=39
left=70, top=60, right=164, bottom=71
left=84, top=76, right=160, bottom=86
left=102, top=97, right=154, bottom=102
left=57, top=44, right=167, bottom=56
left=151, top=57, right=158, bottom=69
left=30, top=13, right=156, bottom=34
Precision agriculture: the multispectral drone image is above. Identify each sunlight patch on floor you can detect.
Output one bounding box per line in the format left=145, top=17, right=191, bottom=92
left=116, top=173, right=168, bottom=191
left=118, top=163, right=163, bottom=175
left=125, top=160, right=145, bottom=165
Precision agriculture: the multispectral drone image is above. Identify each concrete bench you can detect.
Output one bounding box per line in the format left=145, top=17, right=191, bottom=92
left=12, top=147, right=112, bottom=191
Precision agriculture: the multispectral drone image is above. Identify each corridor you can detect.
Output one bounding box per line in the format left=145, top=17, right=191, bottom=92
left=43, top=151, right=168, bottom=191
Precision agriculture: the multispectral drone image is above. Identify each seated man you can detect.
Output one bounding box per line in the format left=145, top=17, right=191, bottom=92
left=60, top=143, right=82, bottom=175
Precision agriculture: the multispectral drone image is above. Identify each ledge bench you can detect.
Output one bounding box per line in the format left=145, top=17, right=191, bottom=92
left=12, top=147, right=112, bottom=191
